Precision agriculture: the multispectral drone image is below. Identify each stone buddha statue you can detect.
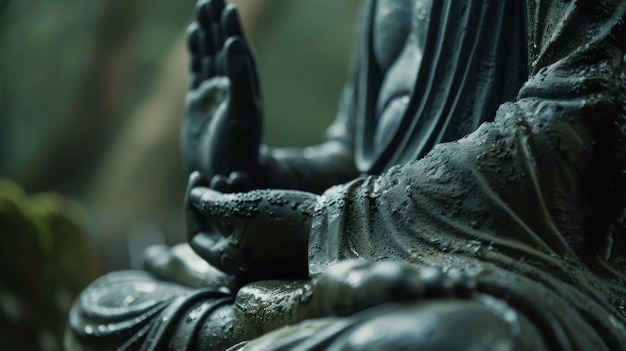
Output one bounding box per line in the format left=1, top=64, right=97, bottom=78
left=67, top=0, right=626, bottom=350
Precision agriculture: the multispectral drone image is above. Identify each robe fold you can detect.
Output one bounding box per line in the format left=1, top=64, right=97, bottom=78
left=67, top=0, right=626, bottom=349
left=306, top=0, right=626, bottom=348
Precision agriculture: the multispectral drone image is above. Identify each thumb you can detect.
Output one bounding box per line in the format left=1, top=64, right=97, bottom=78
left=189, top=186, right=229, bottom=215
left=190, top=186, right=261, bottom=218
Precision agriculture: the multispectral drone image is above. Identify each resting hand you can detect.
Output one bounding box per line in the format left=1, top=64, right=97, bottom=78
left=185, top=172, right=316, bottom=285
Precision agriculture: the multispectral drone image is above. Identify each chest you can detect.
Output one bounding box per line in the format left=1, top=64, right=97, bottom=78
left=371, top=0, right=431, bottom=73
left=371, top=0, right=432, bottom=107
left=371, top=0, right=432, bottom=146
left=372, top=0, right=413, bottom=70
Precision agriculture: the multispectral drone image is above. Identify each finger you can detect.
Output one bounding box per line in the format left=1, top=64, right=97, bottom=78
left=191, top=180, right=234, bottom=237
left=221, top=5, right=261, bottom=99
left=246, top=54, right=261, bottom=101
left=188, top=171, right=209, bottom=189
left=210, top=174, right=229, bottom=192
left=197, top=0, right=225, bottom=53
left=189, top=69, right=203, bottom=90
left=221, top=4, right=244, bottom=39
left=189, top=186, right=224, bottom=212
left=185, top=204, right=208, bottom=241
left=143, top=244, right=172, bottom=273
left=187, top=24, right=203, bottom=88
left=201, top=56, right=217, bottom=81
left=197, top=27, right=214, bottom=56
left=190, top=232, right=246, bottom=275
left=227, top=171, right=250, bottom=193
left=189, top=52, right=203, bottom=87
left=185, top=172, right=210, bottom=235
left=206, top=0, right=226, bottom=25
left=185, top=174, right=235, bottom=254
left=194, top=31, right=217, bottom=85
left=190, top=187, right=254, bottom=221
left=207, top=0, right=225, bottom=55
left=188, top=23, right=216, bottom=88
left=145, top=243, right=235, bottom=291
left=196, top=1, right=220, bottom=57
left=196, top=0, right=213, bottom=29
left=190, top=69, right=202, bottom=90
left=189, top=232, right=220, bottom=266
left=187, top=23, right=201, bottom=56
left=223, top=37, right=255, bottom=118
left=223, top=37, right=262, bottom=137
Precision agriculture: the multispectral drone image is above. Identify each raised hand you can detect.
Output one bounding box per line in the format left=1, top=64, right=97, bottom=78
left=185, top=172, right=315, bottom=285
left=182, top=0, right=263, bottom=186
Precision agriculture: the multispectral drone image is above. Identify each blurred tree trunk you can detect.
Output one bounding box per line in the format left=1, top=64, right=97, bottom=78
left=87, top=31, right=189, bottom=251
left=23, top=0, right=143, bottom=192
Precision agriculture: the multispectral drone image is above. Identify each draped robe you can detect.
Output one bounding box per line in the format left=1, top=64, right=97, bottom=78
left=301, top=0, right=626, bottom=348
left=67, top=0, right=626, bottom=349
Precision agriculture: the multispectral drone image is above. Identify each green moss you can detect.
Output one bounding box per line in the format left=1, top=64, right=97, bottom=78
left=0, top=180, right=100, bottom=351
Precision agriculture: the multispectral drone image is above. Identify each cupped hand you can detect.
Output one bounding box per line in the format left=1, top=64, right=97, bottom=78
left=184, top=172, right=316, bottom=285
left=182, top=0, right=262, bottom=182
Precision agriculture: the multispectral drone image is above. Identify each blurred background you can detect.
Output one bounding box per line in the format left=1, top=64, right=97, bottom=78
left=0, top=0, right=360, bottom=349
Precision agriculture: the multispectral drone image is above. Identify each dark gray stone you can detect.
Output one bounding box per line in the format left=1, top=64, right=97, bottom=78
left=67, top=0, right=626, bottom=349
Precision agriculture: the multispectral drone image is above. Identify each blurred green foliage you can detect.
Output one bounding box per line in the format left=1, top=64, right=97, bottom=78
left=256, top=0, right=360, bottom=147
left=0, top=0, right=360, bottom=193
left=0, top=0, right=194, bottom=192
left=0, top=179, right=100, bottom=351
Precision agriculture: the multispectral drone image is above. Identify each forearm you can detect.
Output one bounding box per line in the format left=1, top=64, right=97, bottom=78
left=309, top=90, right=619, bottom=275
left=256, top=140, right=359, bottom=194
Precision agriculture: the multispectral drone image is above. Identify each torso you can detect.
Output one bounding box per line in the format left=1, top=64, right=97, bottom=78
left=372, top=0, right=432, bottom=147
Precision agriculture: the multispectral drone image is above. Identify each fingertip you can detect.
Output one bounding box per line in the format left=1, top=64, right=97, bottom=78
left=210, top=174, right=229, bottom=192
left=189, top=187, right=209, bottom=207
left=224, top=36, right=245, bottom=57
left=228, top=171, right=250, bottom=192
left=208, top=0, right=226, bottom=22
left=228, top=171, right=245, bottom=182
left=196, top=0, right=212, bottom=28
left=195, top=0, right=208, bottom=13
left=187, top=23, right=200, bottom=53
left=221, top=3, right=244, bottom=38
left=189, top=233, right=219, bottom=265
left=223, top=37, right=246, bottom=78
left=189, top=171, right=205, bottom=187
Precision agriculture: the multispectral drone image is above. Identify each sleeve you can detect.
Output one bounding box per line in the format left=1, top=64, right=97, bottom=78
left=307, top=5, right=626, bottom=348
left=255, top=5, right=366, bottom=194
left=309, top=0, right=626, bottom=288
left=258, top=79, right=359, bottom=194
